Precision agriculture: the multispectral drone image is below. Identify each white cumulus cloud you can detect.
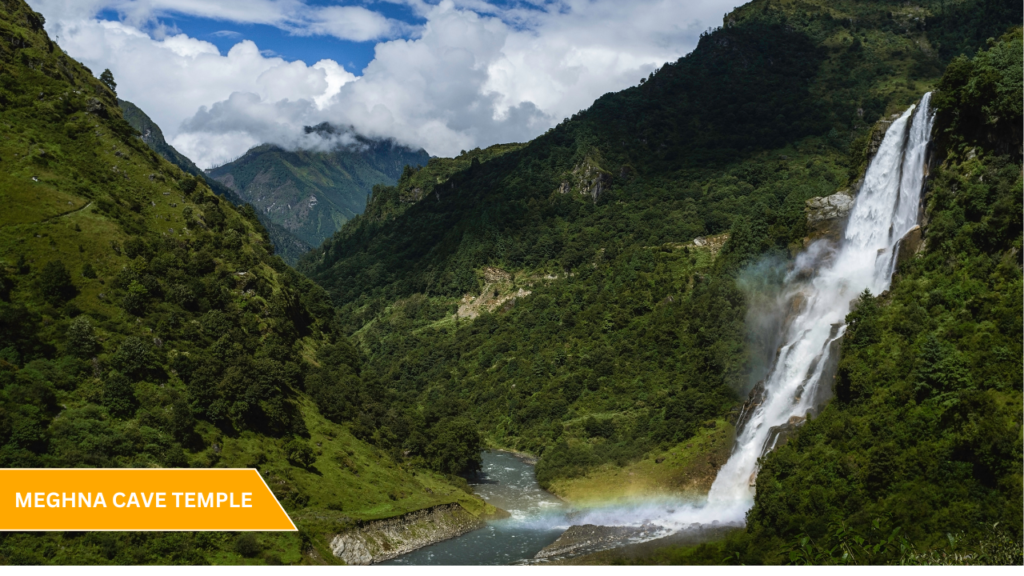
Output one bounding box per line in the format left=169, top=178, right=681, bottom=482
left=29, top=0, right=743, bottom=168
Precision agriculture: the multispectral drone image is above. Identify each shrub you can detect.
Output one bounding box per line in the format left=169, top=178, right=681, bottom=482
left=38, top=260, right=75, bottom=304
left=233, top=534, right=261, bottom=558
left=285, top=439, right=315, bottom=469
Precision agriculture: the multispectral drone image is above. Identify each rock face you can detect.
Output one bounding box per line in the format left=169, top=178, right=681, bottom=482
left=867, top=112, right=903, bottom=157
left=805, top=190, right=854, bottom=239
left=534, top=524, right=669, bottom=560
left=329, top=503, right=485, bottom=565
left=895, top=225, right=924, bottom=267
left=735, top=380, right=765, bottom=435
left=456, top=266, right=532, bottom=320
left=760, top=415, right=807, bottom=457
left=561, top=160, right=612, bottom=201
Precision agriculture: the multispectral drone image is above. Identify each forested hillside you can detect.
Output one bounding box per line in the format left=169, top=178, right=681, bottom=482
left=297, top=0, right=1021, bottom=509
left=657, top=30, right=1022, bottom=565
left=0, top=0, right=493, bottom=564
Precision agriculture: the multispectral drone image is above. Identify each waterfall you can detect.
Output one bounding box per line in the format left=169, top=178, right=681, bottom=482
left=705, top=93, right=935, bottom=512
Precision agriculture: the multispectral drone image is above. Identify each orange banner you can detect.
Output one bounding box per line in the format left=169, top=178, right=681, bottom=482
left=0, top=469, right=296, bottom=531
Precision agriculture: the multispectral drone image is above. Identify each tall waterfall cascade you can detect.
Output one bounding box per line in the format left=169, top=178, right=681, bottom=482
left=705, top=93, right=936, bottom=515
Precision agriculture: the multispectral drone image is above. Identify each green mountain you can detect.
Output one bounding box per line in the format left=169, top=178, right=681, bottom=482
left=207, top=130, right=430, bottom=250
left=297, top=0, right=1022, bottom=562
left=0, top=0, right=494, bottom=564
left=116, top=99, right=313, bottom=265
left=117, top=98, right=205, bottom=180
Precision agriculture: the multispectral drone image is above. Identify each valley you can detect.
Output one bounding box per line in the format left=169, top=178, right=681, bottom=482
left=0, top=0, right=1020, bottom=566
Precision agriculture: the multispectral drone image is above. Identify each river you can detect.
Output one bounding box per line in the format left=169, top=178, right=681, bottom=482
left=384, top=450, right=567, bottom=565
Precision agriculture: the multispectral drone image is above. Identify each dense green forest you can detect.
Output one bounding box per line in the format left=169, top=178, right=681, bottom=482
left=0, top=0, right=493, bottom=564
left=648, top=29, right=1022, bottom=565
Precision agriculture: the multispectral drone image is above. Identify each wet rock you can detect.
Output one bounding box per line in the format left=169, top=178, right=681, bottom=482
left=735, top=380, right=765, bottom=434
left=759, top=414, right=807, bottom=458
left=535, top=523, right=667, bottom=560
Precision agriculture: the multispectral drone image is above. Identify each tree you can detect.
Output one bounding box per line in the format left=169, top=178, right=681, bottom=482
left=425, top=419, right=483, bottom=474
left=0, top=269, right=13, bottom=302
left=169, top=398, right=196, bottom=444
left=38, top=260, right=75, bottom=305
left=99, top=69, right=116, bottom=94
left=109, top=336, right=152, bottom=378
left=65, top=316, right=97, bottom=358
left=103, top=371, right=137, bottom=419
left=121, top=280, right=149, bottom=316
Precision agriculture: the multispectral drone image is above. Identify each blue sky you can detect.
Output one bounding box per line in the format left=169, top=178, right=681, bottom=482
left=92, top=0, right=433, bottom=72
left=33, top=0, right=744, bottom=167
left=110, top=10, right=382, bottom=72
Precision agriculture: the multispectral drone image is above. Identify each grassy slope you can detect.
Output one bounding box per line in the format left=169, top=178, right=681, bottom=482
left=293, top=0, right=1020, bottom=502
left=545, top=419, right=735, bottom=504
left=0, top=0, right=489, bottom=565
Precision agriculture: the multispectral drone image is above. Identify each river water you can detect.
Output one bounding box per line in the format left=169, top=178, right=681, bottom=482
left=384, top=451, right=567, bottom=565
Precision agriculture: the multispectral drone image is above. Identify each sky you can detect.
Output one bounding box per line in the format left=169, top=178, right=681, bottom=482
left=29, top=0, right=746, bottom=168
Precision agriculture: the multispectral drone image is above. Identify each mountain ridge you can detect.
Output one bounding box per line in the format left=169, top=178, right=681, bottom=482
left=207, top=130, right=430, bottom=249
left=116, top=98, right=314, bottom=265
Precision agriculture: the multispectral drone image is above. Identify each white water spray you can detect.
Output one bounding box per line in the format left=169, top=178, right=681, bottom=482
left=705, top=93, right=935, bottom=515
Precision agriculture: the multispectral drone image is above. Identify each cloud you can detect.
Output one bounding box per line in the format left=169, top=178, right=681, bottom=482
left=31, top=0, right=743, bottom=167
left=302, top=5, right=417, bottom=43
left=31, top=0, right=416, bottom=42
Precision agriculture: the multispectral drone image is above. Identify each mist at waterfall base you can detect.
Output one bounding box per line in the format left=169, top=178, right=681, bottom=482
left=389, top=94, right=935, bottom=563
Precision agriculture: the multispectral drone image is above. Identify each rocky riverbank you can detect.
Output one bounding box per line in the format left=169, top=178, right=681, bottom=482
left=330, top=503, right=499, bottom=565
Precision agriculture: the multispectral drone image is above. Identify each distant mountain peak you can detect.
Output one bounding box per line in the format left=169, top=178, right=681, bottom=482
left=206, top=128, right=429, bottom=248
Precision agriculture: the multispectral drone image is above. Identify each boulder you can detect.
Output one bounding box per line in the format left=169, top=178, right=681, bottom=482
left=535, top=523, right=668, bottom=560
left=805, top=190, right=854, bottom=239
